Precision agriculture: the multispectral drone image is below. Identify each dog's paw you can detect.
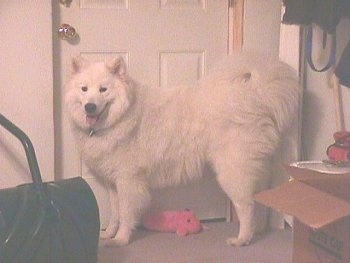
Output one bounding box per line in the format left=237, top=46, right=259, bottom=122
left=102, top=236, right=130, bottom=247
left=226, top=237, right=251, bottom=247
left=100, top=230, right=117, bottom=239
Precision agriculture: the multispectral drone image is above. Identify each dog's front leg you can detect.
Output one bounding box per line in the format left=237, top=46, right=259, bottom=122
left=105, top=177, right=151, bottom=246
left=100, top=183, right=119, bottom=239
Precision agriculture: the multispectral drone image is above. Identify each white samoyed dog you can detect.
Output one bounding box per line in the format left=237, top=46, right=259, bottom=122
left=65, top=52, right=299, bottom=247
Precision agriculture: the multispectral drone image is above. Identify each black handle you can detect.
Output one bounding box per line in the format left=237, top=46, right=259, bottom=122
left=0, top=113, right=43, bottom=186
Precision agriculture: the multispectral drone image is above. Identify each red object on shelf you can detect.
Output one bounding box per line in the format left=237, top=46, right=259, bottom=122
left=327, top=131, right=350, bottom=161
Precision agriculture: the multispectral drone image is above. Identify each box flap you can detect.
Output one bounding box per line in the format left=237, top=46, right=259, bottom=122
left=285, top=165, right=350, bottom=202
left=285, top=165, right=346, bottom=180
left=255, top=180, right=350, bottom=229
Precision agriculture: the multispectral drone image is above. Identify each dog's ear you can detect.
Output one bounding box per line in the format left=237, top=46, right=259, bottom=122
left=71, top=55, right=89, bottom=74
left=107, top=57, right=127, bottom=77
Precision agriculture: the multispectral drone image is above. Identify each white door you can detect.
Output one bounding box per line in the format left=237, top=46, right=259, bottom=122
left=0, top=1, right=54, bottom=188
left=53, top=0, right=230, bottom=227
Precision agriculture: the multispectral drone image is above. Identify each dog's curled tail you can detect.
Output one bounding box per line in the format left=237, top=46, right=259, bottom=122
left=207, top=52, right=300, bottom=134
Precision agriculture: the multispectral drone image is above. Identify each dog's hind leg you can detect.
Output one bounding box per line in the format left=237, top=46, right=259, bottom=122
left=100, top=183, right=119, bottom=239
left=104, top=177, right=151, bottom=246
left=227, top=201, right=255, bottom=246
left=214, top=160, right=257, bottom=246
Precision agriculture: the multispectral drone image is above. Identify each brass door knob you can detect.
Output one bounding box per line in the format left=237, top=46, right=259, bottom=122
left=58, top=24, right=77, bottom=40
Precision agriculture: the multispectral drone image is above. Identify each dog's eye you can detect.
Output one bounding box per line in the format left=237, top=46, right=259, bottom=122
left=81, top=86, right=88, bottom=92
left=99, top=86, right=108, bottom=93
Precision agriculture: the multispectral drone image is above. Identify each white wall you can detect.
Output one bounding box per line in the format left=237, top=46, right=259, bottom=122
left=302, top=19, right=350, bottom=160
left=0, top=1, right=54, bottom=188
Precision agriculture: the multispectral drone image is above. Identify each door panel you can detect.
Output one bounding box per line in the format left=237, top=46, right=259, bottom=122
left=54, top=0, right=229, bottom=227
left=159, top=51, right=205, bottom=87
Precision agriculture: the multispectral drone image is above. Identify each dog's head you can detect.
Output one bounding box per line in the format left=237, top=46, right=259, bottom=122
left=65, top=56, right=134, bottom=131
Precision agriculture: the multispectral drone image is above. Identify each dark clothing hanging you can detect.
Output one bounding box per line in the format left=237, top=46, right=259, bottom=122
left=335, top=40, right=350, bottom=87
left=282, top=0, right=350, bottom=83
left=282, top=0, right=350, bottom=33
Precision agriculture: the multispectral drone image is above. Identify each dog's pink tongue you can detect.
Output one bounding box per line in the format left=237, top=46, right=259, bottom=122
left=86, top=115, right=98, bottom=126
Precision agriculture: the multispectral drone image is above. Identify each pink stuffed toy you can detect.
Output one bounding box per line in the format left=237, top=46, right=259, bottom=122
left=142, top=209, right=202, bottom=236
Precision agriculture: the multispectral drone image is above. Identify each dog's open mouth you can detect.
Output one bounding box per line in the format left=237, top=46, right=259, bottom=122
left=85, top=104, right=108, bottom=126
left=86, top=114, right=100, bottom=126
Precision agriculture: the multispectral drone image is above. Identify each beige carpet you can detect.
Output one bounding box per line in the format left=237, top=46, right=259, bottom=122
left=98, top=221, right=292, bottom=263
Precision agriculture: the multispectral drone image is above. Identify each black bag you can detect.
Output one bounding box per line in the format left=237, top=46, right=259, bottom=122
left=335, top=39, right=350, bottom=87
left=282, top=0, right=350, bottom=33
left=282, top=0, right=350, bottom=73
left=0, top=114, right=100, bottom=263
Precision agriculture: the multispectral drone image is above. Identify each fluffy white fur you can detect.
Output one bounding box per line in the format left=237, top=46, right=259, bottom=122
left=65, top=52, right=299, bottom=247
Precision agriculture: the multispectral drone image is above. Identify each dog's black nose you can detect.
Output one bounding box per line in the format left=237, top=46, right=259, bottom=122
left=85, top=103, right=97, bottom=114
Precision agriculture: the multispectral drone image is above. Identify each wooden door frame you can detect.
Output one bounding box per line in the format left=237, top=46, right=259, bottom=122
left=229, top=0, right=244, bottom=53
left=226, top=0, right=244, bottom=221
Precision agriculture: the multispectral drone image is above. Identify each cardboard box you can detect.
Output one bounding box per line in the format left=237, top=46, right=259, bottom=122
left=255, top=162, right=350, bottom=263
